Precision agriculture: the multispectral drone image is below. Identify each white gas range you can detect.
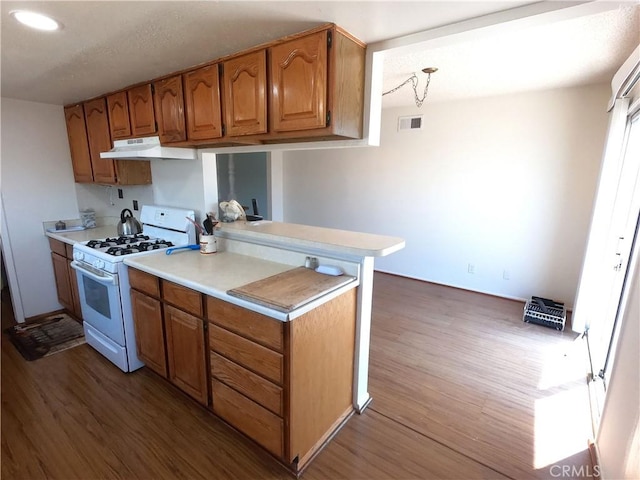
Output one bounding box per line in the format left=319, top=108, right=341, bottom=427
left=71, top=205, right=196, bottom=372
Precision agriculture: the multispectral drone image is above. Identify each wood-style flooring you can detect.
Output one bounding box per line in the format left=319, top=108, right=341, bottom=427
left=1, top=274, right=593, bottom=479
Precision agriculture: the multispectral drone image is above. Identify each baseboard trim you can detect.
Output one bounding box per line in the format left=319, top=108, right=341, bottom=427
left=356, top=395, right=373, bottom=414
left=374, top=269, right=528, bottom=301
left=374, top=269, right=575, bottom=312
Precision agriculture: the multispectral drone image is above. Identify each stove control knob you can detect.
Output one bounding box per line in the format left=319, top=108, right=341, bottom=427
left=74, top=252, right=84, bottom=261
left=94, top=260, right=105, bottom=270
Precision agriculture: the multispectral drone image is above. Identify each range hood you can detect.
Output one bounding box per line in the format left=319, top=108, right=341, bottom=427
left=100, top=136, right=197, bottom=161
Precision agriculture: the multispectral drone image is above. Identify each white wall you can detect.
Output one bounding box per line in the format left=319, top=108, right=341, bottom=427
left=283, top=84, right=610, bottom=306
left=0, top=97, right=215, bottom=321
left=0, top=97, right=80, bottom=319
left=75, top=157, right=216, bottom=225
left=151, top=157, right=213, bottom=223
left=74, top=183, right=154, bottom=221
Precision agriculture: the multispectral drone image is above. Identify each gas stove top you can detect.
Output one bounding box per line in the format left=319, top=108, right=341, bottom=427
left=72, top=205, right=197, bottom=272
left=85, top=234, right=175, bottom=256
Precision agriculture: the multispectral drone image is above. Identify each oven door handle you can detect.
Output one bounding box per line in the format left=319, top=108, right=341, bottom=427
left=70, top=261, right=119, bottom=286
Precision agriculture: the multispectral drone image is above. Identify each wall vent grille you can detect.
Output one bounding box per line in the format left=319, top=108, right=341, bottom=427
left=398, top=115, right=424, bottom=132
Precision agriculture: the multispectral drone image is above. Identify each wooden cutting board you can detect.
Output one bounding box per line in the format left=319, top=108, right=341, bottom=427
left=227, top=267, right=356, bottom=313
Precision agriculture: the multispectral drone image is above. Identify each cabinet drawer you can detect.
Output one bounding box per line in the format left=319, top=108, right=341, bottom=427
left=65, top=243, right=74, bottom=259
left=128, top=268, right=160, bottom=298
left=211, top=351, right=282, bottom=416
left=163, top=281, right=203, bottom=317
left=209, top=323, right=283, bottom=384
left=48, top=238, right=67, bottom=257
left=212, top=379, right=283, bottom=458
left=206, top=296, right=283, bottom=352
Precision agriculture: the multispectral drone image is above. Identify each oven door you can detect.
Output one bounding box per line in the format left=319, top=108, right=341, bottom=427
left=70, top=261, right=125, bottom=345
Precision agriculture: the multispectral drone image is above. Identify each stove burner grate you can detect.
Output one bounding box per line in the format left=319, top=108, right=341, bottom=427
left=87, top=240, right=116, bottom=249
left=89, top=236, right=175, bottom=256
left=136, top=241, right=174, bottom=251
left=104, top=234, right=151, bottom=245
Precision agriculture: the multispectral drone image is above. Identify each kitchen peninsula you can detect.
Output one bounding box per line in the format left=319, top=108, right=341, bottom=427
left=123, top=220, right=404, bottom=472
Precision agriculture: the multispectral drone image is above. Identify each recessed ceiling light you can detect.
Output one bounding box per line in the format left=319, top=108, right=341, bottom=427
left=10, top=10, right=61, bottom=31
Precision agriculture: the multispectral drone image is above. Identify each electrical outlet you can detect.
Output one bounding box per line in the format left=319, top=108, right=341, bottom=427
left=468, top=263, right=475, bottom=274
left=503, top=270, right=510, bottom=280
left=118, top=188, right=123, bottom=199
left=133, top=200, right=138, bottom=211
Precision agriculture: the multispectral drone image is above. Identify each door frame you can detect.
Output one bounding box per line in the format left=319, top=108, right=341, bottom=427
left=0, top=195, right=25, bottom=323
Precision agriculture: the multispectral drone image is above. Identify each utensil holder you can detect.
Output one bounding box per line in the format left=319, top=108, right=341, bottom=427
left=200, top=235, right=217, bottom=254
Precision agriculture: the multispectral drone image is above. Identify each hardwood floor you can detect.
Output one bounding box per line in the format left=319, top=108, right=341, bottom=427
left=368, top=274, right=593, bottom=479
left=1, top=275, right=593, bottom=479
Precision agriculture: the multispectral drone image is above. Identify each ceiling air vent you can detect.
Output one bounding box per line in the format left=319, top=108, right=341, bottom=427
left=397, top=115, right=424, bottom=132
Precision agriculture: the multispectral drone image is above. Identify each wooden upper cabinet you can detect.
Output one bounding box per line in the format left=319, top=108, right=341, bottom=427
left=106, top=91, right=132, bottom=139
left=64, top=101, right=151, bottom=185
left=184, top=65, right=223, bottom=140
left=153, top=75, right=187, bottom=143
left=269, top=31, right=327, bottom=133
left=65, top=25, right=364, bottom=152
left=127, top=84, right=157, bottom=137
left=83, top=97, right=117, bottom=184
left=223, top=51, right=267, bottom=136
left=63, top=104, right=93, bottom=183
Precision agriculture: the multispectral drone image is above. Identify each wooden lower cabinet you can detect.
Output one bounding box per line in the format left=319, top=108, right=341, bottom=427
left=130, top=272, right=207, bottom=404
left=208, top=287, right=357, bottom=471
left=130, top=289, right=166, bottom=377
left=129, top=267, right=357, bottom=473
left=48, top=238, right=82, bottom=319
left=287, top=288, right=357, bottom=467
left=165, top=305, right=207, bottom=404
left=51, top=251, right=73, bottom=311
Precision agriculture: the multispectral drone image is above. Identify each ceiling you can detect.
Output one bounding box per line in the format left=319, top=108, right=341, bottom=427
left=1, top=1, right=639, bottom=109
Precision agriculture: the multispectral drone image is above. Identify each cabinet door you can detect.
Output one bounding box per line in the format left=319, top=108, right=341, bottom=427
left=184, top=65, right=223, bottom=140
left=153, top=75, right=187, bottom=143
left=112, top=160, right=152, bottom=186
left=269, top=31, right=327, bottom=132
left=223, top=51, right=267, bottom=136
left=51, top=252, right=73, bottom=311
left=131, top=289, right=167, bottom=377
left=67, top=259, right=82, bottom=320
left=106, top=91, right=132, bottom=139
left=63, top=105, right=93, bottom=183
left=83, top=97, right=117, bottom=184
left=165, top=305, right=207, bottom=404
left=127, top=84, right=157, bottom=137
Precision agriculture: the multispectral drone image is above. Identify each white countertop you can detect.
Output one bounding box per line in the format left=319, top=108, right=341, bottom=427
left=218, top=221, right=405, bottom=258
left=124, top=250, right=358, bottom=321
left=45, top=226, right=117, bottom=245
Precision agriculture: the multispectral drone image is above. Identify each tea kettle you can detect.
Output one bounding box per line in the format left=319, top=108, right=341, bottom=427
left=117, top=208, right=142, bottom=235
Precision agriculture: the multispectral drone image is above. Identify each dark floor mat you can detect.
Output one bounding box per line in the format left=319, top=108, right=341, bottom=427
left=4, top=313, right=85, bottom=361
